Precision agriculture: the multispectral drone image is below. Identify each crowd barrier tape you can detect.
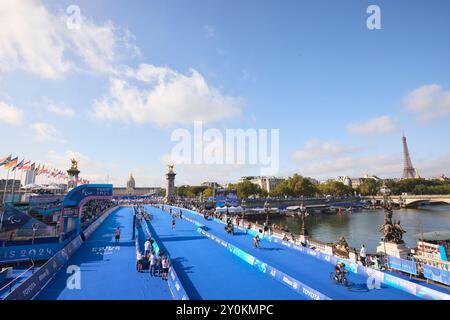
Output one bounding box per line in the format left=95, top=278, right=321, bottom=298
left=166, top=205, right=450, bottom=300
left=387, top=256, right=418, bottom=275
left=4, top=206, right=119, bottom=300
left=196, top=227, right=330, bottom=300
left=141, top=214, right=189, bottom=300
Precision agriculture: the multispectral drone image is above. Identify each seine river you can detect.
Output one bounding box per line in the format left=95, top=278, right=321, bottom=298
left=276, top=204, right=450, bottom=253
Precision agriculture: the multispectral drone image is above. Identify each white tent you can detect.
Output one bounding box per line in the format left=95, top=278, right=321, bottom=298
left=215, top=206, right=243, bottom=214
left=21, top=183, right=44, bottom=190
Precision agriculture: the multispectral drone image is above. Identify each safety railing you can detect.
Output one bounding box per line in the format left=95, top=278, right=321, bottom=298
left=0, top=258, right=35, bottom=297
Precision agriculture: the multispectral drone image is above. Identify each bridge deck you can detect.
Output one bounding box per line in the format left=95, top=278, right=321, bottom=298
left=146, top=206, right=303, bottom=299
left=36, top=207, right=171, bottom=300
left=170, top=207, right=422, bottom=300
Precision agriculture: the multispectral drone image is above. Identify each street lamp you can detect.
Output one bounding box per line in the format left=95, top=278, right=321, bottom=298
left=241, top=199, right=246, bottom=225
left=264, top=199, right=270, bottom=225
left=299, top=202, right=308, bottom=236
left=32, top=223, right=39, bottom=245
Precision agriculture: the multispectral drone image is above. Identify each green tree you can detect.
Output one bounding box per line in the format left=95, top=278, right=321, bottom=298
left=358, top=179, right=380, bottom=196
left=318, top=180, right=353, bottom=197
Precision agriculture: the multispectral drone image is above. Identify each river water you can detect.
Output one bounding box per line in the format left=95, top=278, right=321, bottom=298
left=274, top=204, right=450, bottom=253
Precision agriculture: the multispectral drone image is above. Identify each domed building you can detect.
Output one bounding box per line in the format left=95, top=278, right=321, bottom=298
left=112, top=173, right=165, bottom=197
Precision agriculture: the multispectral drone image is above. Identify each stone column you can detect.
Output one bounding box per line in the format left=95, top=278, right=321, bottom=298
left=165, top=165, right=176, bottom=203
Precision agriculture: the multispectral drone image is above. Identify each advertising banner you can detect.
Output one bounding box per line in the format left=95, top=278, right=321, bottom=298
left=4, top=236, right=83, bottom=300
left=63, top=184, right=113, bottom=208
left=423, top=264, right=450, bottom=286
left=0, top=243, right=63, bottom=262
left=215, top=189, right=238, bottom=207
left=387, top=256, right=417, bottom=275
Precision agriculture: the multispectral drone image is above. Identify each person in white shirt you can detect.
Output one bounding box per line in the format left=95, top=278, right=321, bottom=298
left=360, top=244, right=367, bottom=267
left=136, top=251, right=143, bottom=273
left=144, top=239, right=151, bottom=255
left=149, top=251, right=157, bottom=276
left=161, top=256, right=170, bottom=280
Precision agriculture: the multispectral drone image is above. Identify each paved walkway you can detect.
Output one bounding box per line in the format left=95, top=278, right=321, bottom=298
left=36, top=207, right=171, bottom=300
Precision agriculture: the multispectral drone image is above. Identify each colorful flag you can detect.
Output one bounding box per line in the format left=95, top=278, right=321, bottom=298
left=20, top=161, right=32, bottom=171
left=0, top=154, right=12, bottom=166
left=3, top=157, right=18, bottom=170
left=11, top=159, right=24, bottom=171
left=34, top=164, right=41, bottom=175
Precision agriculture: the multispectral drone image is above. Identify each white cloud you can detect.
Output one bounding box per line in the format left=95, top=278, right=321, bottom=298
left=204, top=25, right=217, bottom=39
left=404, top=84, right=450, bottom=121
left=299, top=154, right=402, bottom=179
left=46, top=149, right=118, bottom=183
left=347, top=115, right=398, bottom=135
left=292, top=139, right=357, bottom=161
left=46, top=102, right=76, bottom=117
left=92, top=64, right=244, bottom=125
left=30, top=122, right=65, bottom=143
left=0, top=0, right=138, bottom=79
left=0, top=101, right=25, bottom=125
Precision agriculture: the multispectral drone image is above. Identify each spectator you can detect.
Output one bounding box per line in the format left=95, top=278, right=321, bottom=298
left=136, top=251, right=143, bottom=272
left=144, top=239, right=151, bottom=255
left=149, top=251, right=157, bottom=276
left=115, top=227, right=121, bottom=245
left=360, top=244, right=367, bottom=266
left=161, top=256, right=170, bottom=280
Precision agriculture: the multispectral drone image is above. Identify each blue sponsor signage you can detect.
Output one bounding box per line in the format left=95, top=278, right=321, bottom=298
left=423, top=264, right=450, bottom=286
left=387, top=256, right=417, bottom=275
left=0, top=243, right=63, bottom=261
left=63, top=184, right=113, bottom=207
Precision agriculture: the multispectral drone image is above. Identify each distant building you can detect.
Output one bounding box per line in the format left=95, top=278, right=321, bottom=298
left=201, top=182, right=221, bottom=188
left=24, top=169, right=36, bottom=185
left=433, top=174, right=449, bottom=182
left=239, top=176, right=284, bottom=193
left=335, top=176, right=352, bottom=187
left=112, top=173, right=164, bottom=196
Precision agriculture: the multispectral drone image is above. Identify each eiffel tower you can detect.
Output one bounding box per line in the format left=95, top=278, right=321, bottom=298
left=402, top=134, right=419, bottom=179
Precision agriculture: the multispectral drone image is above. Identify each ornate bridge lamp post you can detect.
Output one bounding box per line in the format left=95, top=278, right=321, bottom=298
left=299, top=203, right=309, bottom=237
left=264, top=199, right=270, bottom=226
left=32, top=223, right=39, bottom=245
left=241, top=199, right=246, bottom=225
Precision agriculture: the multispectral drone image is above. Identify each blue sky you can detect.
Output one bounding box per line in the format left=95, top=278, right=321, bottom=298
left=1, top=0, right=450, bottom=186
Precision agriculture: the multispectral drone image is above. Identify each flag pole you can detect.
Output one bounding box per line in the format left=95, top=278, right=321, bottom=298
left=2, top=168, right=10, bottom=204
left=1, top=168, right=10, bottom=232
left=10, top=168, right=17, bottom=202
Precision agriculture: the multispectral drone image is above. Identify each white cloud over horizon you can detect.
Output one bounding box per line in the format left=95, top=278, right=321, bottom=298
left=30, top=122, right=66, bottom=143
left=0, top=101, right=25, bottom=125
left=46, top=102, right=76, bottom=118
left=347, top=115, right=398, bottom=135
left=0, top=0, right=138, bottom=79
left=92, top=64, right=244, bottom=125
left=404, top=84, right=450, bottom=122
left=292, top=139, right=358, bottom=162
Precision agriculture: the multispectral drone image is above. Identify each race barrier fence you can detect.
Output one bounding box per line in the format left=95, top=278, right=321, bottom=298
left=3, top=206, right=119, bottom=300
left=423, top=264, right=450, bottom=286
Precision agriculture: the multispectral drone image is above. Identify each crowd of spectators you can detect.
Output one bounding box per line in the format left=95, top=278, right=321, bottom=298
left=81, top=200, right=115, bottom=229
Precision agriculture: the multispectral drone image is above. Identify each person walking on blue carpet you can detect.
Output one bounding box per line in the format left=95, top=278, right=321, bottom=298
left=115, top=226, right=121, bottom=245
